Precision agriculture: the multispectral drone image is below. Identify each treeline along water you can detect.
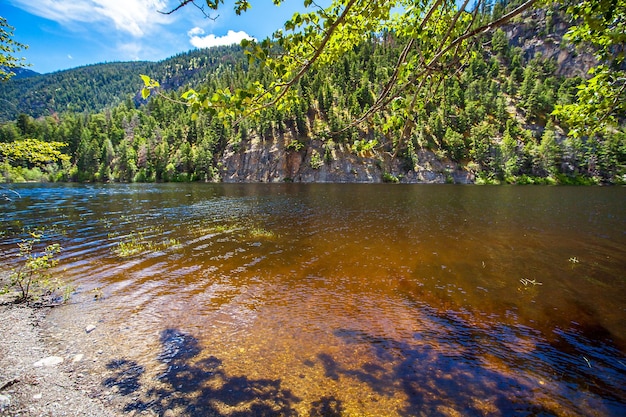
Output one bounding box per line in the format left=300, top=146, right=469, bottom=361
left=1, top=183, right=625, bottom=416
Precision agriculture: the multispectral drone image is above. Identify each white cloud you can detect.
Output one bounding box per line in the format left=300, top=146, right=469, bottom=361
left=9, top=0, right=170, bottom=37
left=187, top=27, right=205, bottom=37
left=188, top=28, right=255, bottom=48
left=117, top=41, right=143, bottom=60
left=67, top=54, right=73, bottom=59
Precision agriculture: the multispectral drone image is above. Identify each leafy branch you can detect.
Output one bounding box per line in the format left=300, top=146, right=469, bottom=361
left=552, top=0, right=626, bottom=136
left=148, top=0, right=538, bottom=147
left=0, top=16, right=30, bottom=81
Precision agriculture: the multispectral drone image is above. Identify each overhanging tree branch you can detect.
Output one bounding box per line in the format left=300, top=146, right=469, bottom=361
left=160, top=0, right=220, bottom=20
left=235, top=0, right=359, bottom=122
left=158, top=0, right=540, bottom=146
left=332, top=0, right=536, bottom=141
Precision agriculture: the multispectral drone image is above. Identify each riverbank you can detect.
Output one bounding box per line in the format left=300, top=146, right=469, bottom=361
left=0, top=296, right=123, bottom=417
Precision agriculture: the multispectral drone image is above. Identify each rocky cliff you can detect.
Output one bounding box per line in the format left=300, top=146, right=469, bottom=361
left=219, top=133, right=473, bottom=184
left=504, top=8, right=596, bottom=77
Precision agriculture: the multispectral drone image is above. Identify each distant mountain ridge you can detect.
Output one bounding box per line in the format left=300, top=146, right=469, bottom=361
left=0, top=45, right=244, bottom=122
left=3, top=66, right=40, bottom=79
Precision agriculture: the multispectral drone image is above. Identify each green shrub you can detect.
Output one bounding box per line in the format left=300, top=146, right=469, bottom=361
left=5, top=232, right=63, bottom=305
left=286, top=140, right=305, bottom=152
left=382, top=172, right=399, bottom=183
left=310, top=150, right=324, bottom=169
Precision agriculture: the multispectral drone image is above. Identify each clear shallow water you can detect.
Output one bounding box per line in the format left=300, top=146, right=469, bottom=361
left=1, top=183, right=625, bottom=416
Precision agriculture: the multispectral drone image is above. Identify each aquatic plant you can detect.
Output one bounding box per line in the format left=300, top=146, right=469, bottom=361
left=248, top=227, right=275, bottom=239
left=519, top=278, right=542, bottom=287
left=192, top=220, right=275, bottom=241
left=212, top=224, right=230, bottom=233
left=62, top=284, right=76, bottom=303
left=114, top=234, right=147, bottom=257
left=189, top=223, right=238, bottom=239
left=113, top=232, right=181, bottom=257
left=98, top=217, right=113, bottom=229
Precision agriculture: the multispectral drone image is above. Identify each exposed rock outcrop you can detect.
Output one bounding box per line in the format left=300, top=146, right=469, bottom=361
left=219, top=134, right=473, bottom=184
left=504, top=8, right=596, bottom=77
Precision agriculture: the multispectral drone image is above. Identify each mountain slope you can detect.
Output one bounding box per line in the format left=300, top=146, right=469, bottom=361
left=4, top=67, right=40, bottom=79
left=0, top=4, right=623, bottom=184
left=0, top=45, right=245, bottom=122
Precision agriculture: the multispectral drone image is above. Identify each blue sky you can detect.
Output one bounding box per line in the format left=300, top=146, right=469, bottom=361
left=2, top=0, right=311, bottom=74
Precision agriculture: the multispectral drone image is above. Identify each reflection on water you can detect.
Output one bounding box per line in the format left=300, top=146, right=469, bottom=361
left=1, top=183, right=625, bottom=416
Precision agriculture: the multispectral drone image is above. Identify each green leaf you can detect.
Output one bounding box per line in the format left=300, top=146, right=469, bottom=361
left=181, top=89, right=197, bottom=100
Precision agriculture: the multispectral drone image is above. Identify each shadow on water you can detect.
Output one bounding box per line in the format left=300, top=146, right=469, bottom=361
left=103, top=323, right=626, bottom=417
left=325, top=314, right=626, bottom=417
left=104, top=328, right=346, bottom=417
left=103, top=359, right=144, bottom=396
left=322, top=330, right=548, bottom=417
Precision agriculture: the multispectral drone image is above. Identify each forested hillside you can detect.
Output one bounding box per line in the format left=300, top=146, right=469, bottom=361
left=0, top=2, right=624, bottom=184
left=0, top=46, right=245, bottom=121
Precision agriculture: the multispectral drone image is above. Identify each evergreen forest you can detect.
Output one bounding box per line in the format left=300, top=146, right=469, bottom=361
left=0, top=2, right=624, bottom=185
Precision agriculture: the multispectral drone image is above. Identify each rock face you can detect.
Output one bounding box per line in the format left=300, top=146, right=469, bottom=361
left=219, top=134, right=473, bottom=184
left=504, top=8, right=596, bottom=78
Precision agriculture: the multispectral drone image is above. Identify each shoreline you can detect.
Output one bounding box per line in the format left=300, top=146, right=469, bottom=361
left=0, top=298, right=123, bottom=417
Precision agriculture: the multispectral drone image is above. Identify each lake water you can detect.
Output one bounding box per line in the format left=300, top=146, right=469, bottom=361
left=1, top=183, right=625, bottom=416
